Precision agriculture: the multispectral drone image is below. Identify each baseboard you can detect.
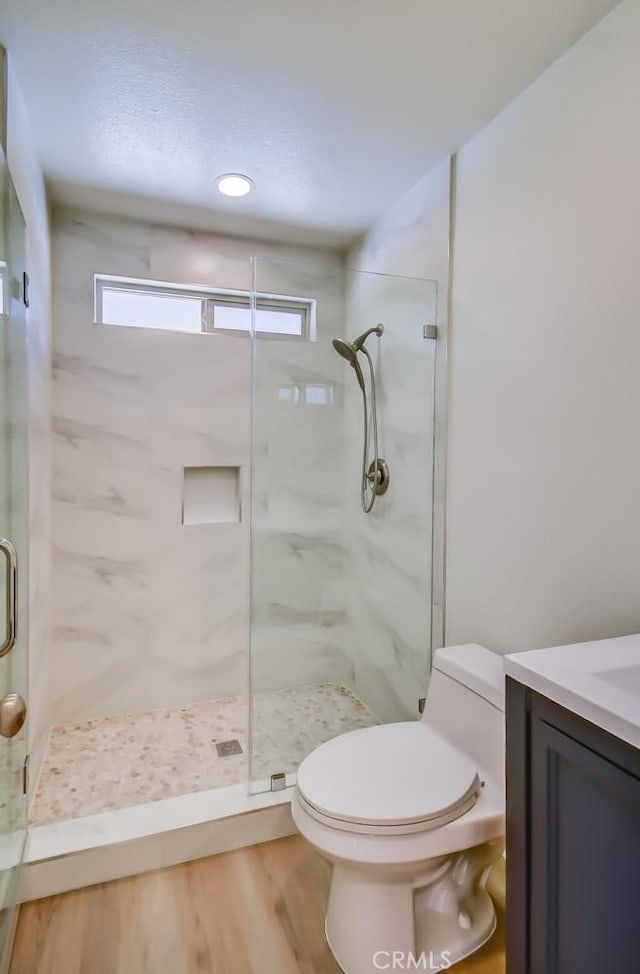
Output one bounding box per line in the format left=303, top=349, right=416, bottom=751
left=20, top=784, right=296, bottom=901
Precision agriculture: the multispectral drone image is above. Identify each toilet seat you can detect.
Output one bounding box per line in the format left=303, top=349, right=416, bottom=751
left=296, top=721, right=482, bottom=836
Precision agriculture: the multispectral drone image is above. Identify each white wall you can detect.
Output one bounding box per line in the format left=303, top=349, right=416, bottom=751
left=447, top=0, right=640, bottom=652
left=6, top=59, right=52, bottom=795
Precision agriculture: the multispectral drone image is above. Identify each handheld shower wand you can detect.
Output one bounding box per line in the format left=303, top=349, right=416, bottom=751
left=332, top=324, right=389, bottom=513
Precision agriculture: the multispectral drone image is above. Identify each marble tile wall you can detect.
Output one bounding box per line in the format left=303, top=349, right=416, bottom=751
left=339, top=270, right=437, bottom=722
left=50, top=209, right=343, bottom=726
left=345, top=160, right=451, bottom=722
left=348, top=161, right=452, bottom=655
left=250, top=258, right=352, bottom=703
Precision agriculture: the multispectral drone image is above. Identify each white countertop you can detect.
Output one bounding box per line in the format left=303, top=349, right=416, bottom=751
left=504, top=634, right=640, bottom=749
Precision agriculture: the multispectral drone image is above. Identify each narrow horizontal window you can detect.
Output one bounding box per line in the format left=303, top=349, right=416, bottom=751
left=211, top=304, right=304, bottom=336
left=254, top=307, right=304, bottom=336
left=100, top=286, right=204, bottom=332
left=211, top=304, right=251, bottom=332
left=95, top=275, right=314, bottom=340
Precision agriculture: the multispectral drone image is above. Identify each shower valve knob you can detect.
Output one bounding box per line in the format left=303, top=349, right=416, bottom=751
left=0, top=691, right=27, bottom=739
left=366, top=458, right=390, bottom=495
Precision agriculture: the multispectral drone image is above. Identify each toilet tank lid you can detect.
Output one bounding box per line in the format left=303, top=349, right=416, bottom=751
left=433, top=644, right=505, bottom=710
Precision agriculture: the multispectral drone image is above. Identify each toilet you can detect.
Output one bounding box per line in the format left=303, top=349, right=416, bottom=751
left=291, top=644, right=505, bottom=974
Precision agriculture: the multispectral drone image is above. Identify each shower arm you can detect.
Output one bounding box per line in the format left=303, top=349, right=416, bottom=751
left=353, top=324, right=384, bottom=351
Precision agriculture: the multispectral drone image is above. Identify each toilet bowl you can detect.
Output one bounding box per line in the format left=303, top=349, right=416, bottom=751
left=291, top=644, right=505, bottom=974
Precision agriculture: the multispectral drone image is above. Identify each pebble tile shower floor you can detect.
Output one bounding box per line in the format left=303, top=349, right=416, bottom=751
left=30, top=684, right=378, bottom=826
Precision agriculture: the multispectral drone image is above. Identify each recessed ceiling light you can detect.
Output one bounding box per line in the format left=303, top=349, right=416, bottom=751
left=216, top=173, right=254, bottom=198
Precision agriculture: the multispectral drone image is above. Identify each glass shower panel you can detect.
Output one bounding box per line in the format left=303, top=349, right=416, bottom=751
left=249, top=259, right=437, bottom=793
left=342, top=268, right=437, bottom=721
left=249, top=259, right=349, bottom=792
left=0, top=148, right=29, bottom=969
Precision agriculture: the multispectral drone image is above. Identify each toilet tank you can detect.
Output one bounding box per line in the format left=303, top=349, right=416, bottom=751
left=422, top=644, right=505, bottom=784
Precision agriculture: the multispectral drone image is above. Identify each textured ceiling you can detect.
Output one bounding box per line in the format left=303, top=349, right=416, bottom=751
left=1, top=0, right=619, bottom=246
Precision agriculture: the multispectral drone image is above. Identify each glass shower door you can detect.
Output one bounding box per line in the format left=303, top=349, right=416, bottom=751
left=249, top=258, right=437, bottom=793
left=249, top=259, right=351, bottom=793
left=0, top=148, right=29, bottom=970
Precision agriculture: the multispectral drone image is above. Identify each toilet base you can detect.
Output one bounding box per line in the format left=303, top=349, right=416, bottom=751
left=324, top=840, right=503, bottom=974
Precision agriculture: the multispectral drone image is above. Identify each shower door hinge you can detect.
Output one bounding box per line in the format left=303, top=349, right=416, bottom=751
left=418, top=697, right=426, bottom=715
left=423, top=324, right=437, bottom=340
left=270, top=772, right=286, bottom=792
left=23, top=754, right=29, bottom=795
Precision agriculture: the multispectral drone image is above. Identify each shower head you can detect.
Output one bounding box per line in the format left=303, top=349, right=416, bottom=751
left=332, top=338, right=358, bottom=366
left=331, top=324, right=383, bottom=393
left=332, top=338, right=365, bottom=391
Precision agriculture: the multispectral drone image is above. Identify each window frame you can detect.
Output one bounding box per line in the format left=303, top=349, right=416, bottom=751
left=94, top=274, right=316, bottom=341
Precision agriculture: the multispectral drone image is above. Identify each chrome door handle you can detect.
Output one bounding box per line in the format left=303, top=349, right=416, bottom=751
left=0, top=692, right=26, bottom=738
left=0, top=538, right=17, bottom=659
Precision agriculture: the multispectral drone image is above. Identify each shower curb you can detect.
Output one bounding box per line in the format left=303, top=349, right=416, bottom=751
left=20, top=784, right=296, bottom=901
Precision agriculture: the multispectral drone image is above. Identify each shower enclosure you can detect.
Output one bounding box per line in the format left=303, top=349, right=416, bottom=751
left=249, top=258, right=437, bottom=792
left=27, top=238, right=438, bottom=850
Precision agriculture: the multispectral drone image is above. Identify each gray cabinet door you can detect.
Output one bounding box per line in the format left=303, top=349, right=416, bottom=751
left=530, top=717, right=640, bottom=974
left=506, top=678, right=640, bottom=974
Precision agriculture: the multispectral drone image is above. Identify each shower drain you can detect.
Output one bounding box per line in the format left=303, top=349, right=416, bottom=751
left=213, top=739, right=243, bottom=757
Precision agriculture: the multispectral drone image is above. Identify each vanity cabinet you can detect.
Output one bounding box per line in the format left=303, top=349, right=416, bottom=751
left=506, top=677, right=640, bottom=974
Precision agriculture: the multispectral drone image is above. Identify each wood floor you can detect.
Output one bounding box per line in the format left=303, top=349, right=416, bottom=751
left=10, top=836, right=505, bottom=974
